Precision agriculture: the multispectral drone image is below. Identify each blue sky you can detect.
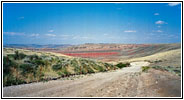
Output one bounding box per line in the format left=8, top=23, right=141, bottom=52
left=3, top=3, right=181, bottom=44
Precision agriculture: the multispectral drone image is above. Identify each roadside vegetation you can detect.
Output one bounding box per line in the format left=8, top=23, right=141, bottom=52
left=142, top=66, right=150, bottom=72
left=141, top=65, right=180, bottom=76
left=152, top=66, right=181, bottom=76
left=115, top=62, right=130, bottom=69
left=3, top=48, right=126, bottom=86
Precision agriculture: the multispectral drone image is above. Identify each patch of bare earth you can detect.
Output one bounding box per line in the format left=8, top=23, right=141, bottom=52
left=85, top=69, right=180, bottom=97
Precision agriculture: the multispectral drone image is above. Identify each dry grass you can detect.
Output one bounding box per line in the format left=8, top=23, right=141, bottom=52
left=116, top=49, right=181, bottom=67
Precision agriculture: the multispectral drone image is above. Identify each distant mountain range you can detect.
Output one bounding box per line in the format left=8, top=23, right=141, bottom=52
left=3, top=44, right=73, bottom=48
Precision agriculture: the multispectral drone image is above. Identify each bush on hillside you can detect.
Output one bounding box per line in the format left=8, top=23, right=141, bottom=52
left=3, top=49, right=120, bottom=86
left=116, top=62, right=130, bottom=69
left=142, top=66, right=150, bottom=72
left=14, top=51, right=27, bottom=60
left=20, top=63, right=36, bottom=74
left=3, top=56, right=18, bottom=74
left=52, top=64, right=63, bottom=71
left=28, top=54, right=39, bottom=61
left=152, top=66, right=181, bottom=76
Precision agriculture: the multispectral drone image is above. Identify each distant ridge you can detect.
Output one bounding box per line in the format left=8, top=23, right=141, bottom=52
left=3, top=44, right=73, bottom=49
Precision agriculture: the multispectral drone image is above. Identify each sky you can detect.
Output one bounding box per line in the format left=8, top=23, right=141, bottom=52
left=3, top=3, right=181, bottom=45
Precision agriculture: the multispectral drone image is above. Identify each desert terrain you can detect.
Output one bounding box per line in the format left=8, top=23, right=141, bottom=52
left=3, top=43, right=181, bottom=97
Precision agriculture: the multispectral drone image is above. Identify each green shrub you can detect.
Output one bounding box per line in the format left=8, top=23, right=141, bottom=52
left=3, top=56, right=18, bottom=74
left=35, top=67, right=45, bottom=80
left=20, top=63, right=36, bottom=74
left=81, top=68, right=87, bottom=74
left=116, top=63, right=130, bottom=69
left=32, top=59, right=45, bottom=66
left=154, top=60, right=162, bottom=63
left=62, top=68, right=71, bottom=76
left=104, top=63, right=110, bottom=67
left=52, top=64, right=63, bottom=71
left=142, top=66, right=150, bottom=72
left=97, top=65, right=106, bottom=72
left=18, top=53, right=26, bottom=60
left=86, top=67, right=95, bottom=73
left=7, top=54, right=15, bottom=59
left=3, top=74, right=16, bottom=86
left=71, top=59, right=80, bottom=71
left=14, top=51, right=26, bottom=60
left=3, top=73, right=25, bottom=86
left=104, top=63, right=116, bottom=70
left=57, top=72, right=64, bottom=76
left=74, top=66, right=81, bottom=74
left=28, top=54, right=39, bottom=61
left=89, top=62, right=99, bottom=70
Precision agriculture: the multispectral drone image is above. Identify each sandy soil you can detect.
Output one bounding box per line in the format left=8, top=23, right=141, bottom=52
left=3, top=61, right=181, bottom=97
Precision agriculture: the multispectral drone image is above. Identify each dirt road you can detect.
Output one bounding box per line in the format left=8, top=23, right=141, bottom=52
left=3, top=61, right=181, bottom=97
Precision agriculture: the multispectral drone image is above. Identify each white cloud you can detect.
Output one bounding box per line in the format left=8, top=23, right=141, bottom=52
left=149, top=33, right=156, bottom=36
left=72, top=36, right=78, bottom=39
left=103, top=34, right=108, bottom=36
left=154, top=13, right=159, bottom=16
left=168, top=3, right=180, bottom=7
left=168, top=34, right=178, bottom=38
left=81, top=36, right=90, bottom=39
left=48, top=30, right=54, bottom=32
left=30, top=33, right=39, bottom=37
left=4, top=32, right=16, bottom=35
left=124, top=30, right=136, bottom=33
left=152, top=30, right=163, bottom=33
left=157, top=26, right=161, bottom=28
left=72, top=35, right=95, bottom=40
left=46, top=34, right=56, bottom=37
left=156, top=30, right=163, bottom=32
left=60, top=34, right=71, bottom=37
left=59, top=34, right=72, bottom=39
left=4, top=32, right=25, bottom=36
left=155, top=20, right=167, bottom=24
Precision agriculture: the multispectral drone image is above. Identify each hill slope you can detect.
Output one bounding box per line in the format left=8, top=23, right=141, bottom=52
left=3, top=48, right=119, bottom=86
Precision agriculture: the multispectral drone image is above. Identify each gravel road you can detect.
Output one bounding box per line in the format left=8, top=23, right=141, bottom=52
left=3, top=61, right=181, bottom=97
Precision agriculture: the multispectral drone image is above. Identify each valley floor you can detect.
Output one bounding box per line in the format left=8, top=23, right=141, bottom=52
left=3, top=61, right=181, bottom=97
